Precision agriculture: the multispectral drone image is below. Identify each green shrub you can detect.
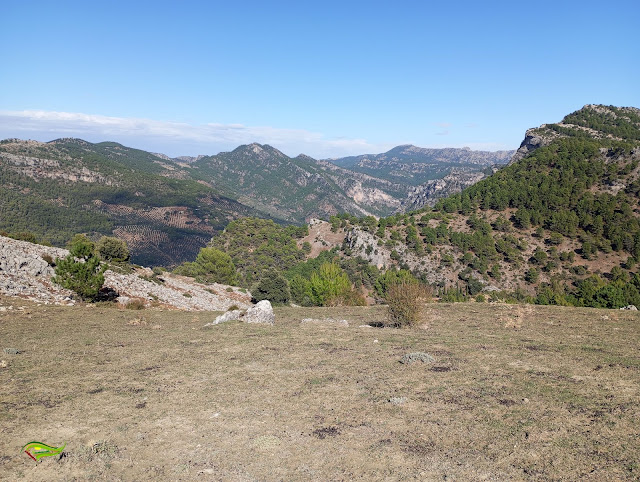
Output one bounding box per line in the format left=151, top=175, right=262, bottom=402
left=96, top=236, right=130, bottom=262
left=525, top=268, right=539, bottom=284
left=289, top=275, right=313, bottom=306
left=374, top=268, right=417, bottom=298
left=309, top=263, right=354, bottom=306
left=8, top=231, right=39, bottom=244
left=252, top=270, right=290, bottom=305
left=174, top=247, right=237, bottom=285
left=53, top=235, right=105, bottom=301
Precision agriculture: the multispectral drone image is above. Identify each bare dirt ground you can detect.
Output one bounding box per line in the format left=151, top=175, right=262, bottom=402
left=299, top=220, right=346, bottom=258
left=1, top=300, right=639, bottom=480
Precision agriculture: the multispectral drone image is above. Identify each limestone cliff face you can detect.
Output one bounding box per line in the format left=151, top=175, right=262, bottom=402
left=0, top=151, right=118, bottom=185
left=508, top=127, right=556, bottom=166
left=400, top=169, right=493, bottom=211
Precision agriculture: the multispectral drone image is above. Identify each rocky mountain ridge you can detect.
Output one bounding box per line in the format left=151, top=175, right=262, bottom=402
left=0, top=136, right=515, bottom=267
left=329, top=144, right=514, bottom=186
left=335, top=104, right=640, bottom=304
left=509, top=104, right=640, bottom=165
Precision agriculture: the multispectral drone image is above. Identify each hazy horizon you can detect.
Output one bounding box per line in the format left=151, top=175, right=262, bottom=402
left=1, top=1, right=638, bottom=158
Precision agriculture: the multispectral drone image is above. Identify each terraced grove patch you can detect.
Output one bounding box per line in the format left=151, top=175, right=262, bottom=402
left=0, top=301, right=638, bottom=480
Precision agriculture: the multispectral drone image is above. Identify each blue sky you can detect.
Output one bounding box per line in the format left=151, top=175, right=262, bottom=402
left=1, top=0, right=638, bottom=158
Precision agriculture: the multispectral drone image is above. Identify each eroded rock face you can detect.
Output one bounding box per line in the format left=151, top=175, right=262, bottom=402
left=244, top=300, right=275, bottom=325
left=508, top=128, right=555, bottom=166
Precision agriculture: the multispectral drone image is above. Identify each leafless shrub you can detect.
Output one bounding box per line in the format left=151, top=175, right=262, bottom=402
left=384, top=281, right=432, bottom=328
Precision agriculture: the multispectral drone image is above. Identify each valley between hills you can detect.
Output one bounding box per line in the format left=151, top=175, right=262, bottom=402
left=2, top=104, right=640, bottom=309
left=1, top=105, right=640, bottom=481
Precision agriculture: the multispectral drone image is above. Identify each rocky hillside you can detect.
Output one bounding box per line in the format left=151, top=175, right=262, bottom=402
left=0, top=235, right=250, bottom=310
left=188, top=143, right=404, bottom=222
left=0, top=135, right=517, bottom=267
left=336, top=105, right=640, bottom=307
left=0, top=138, right=259, bottom=267
left=509, top=104, right=640, bottom=165
left=400, top=167, right=500, bottom=211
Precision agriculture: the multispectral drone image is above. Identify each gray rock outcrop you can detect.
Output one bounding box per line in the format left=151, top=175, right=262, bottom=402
left=508, top=128, right=554, bottom=165
left=205, top=310, right=243, bottom=326
left=244, top=300, right=275, bottom=325
left=0, top=235, right=251, bottom=310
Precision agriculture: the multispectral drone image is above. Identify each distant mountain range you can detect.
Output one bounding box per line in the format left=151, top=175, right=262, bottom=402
left=329, top=144, right=514, bottom=185
left=0, top=137, right=511, bottom=265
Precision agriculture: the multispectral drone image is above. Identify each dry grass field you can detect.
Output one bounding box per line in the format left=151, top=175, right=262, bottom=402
left=1, top=300, right=639, bottom=480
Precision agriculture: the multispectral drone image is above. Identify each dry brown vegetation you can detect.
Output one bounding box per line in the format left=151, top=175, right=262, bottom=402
left=1, top=300, right=639, bottom=480
left=384, top=281, right=432, bottom=327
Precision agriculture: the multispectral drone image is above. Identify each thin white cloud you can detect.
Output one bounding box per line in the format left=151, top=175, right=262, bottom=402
left=0, top=110, right=392, bottom=159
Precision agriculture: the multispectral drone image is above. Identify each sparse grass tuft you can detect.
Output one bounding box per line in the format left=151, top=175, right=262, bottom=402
left=125, top=299, right=146, bottom=310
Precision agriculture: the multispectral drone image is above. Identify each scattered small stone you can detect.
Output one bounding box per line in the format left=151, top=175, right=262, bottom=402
left=0, top=360, right=7, bottom=368
left=3, top=348, right=20, bottom=355
left=300, top=318, right=349, bottom=326
left=522, top=398, right=530, bottom=404
left=388, top=396, right=407, bottom=405
left=0, top=235, right=252, bottom=310
left=151, top=325, right=162, bottom=330
left=90, top=440, right=118, bottom=458
left=358, top=324, right=373, bottom=328
left=620, top=305, right=638, bottom=311
left=244, top=300, right=275, bottom=325
left=400, top=352, right=435, bottom=364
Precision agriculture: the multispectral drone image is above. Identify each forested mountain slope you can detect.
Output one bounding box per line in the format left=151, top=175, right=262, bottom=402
left=187, top=143, right=403, bottom=222
left=0, top=138, right=258, bottom=266
left=337, top=105, right=640, bottom=307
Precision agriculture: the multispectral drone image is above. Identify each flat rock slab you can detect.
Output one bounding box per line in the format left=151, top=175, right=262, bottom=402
left=300, top=318, right=349, bottom=327
left=204, top=310, right=243, bottom=326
